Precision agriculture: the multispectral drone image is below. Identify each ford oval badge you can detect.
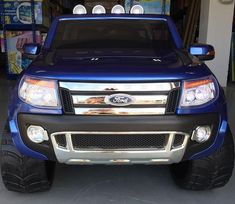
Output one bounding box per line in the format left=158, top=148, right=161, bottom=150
left=105, top=94, right=134, bottom=107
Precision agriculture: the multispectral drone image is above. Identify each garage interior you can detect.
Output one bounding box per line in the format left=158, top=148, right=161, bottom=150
left=0, top=0, right=235, bottom=203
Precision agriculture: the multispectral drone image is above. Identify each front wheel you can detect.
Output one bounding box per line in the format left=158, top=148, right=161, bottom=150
left=1, top=121, right=55, bottom=193
left=170, top=128, right=234, bottom=190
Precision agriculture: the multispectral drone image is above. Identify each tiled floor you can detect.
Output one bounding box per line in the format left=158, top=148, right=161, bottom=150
left=0, top=78, right=235, bottom=204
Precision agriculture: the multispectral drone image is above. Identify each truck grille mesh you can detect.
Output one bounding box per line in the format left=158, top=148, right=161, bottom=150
left=71, top=134, right=168, bottom=150
left=55, top=134, right=67, bottom=148
left=172, top=134, right=185, bottom=148
left=166, top=89, right=180, bottom=114
left=60, top=88, right=74, bottom=114
left=53, top=133, right=186, bottom=151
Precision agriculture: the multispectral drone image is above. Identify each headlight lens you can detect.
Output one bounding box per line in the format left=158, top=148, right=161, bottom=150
left=19, top=76, right=60, bottom=108
left=180, top=77, right=216, bottom=107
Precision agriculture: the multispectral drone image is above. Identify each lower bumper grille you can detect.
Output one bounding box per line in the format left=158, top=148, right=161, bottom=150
left=53, top=132, right=185, bottom=151
left=172, top=134, right=185, bottom=148
left=71, top=134, right=168, bottom=150
left=51, top=131, right=189, bottom=164
left=55, top=134, right=67, bottom=148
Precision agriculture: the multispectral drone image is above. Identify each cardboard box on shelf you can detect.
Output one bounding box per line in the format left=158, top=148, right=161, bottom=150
left=3, top=0, right=51, bottom=27
left=0, top=31, right=42, bottom=74
left=125, top=0, right=171, bottom=14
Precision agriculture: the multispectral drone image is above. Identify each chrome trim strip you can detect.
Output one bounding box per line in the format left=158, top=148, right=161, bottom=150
left=52, top=131, right=188, bottom=135
left=59, top=82, right=178, bottom=92
left=72, top=95, right=168, bottom=105
left=51, top=131, right=189, bottom=165
left=74, top=107, right=166, bottom=115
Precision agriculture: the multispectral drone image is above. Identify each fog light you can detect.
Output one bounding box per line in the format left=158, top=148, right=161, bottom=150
left=27, top=125, right=49, bottom=143
left=192, top=126, right=211, bottom=143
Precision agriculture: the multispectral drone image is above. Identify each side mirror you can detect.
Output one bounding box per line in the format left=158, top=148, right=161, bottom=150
left=189, top=44, right=215, bottom=61
left=22, top=43, right=41, bottom=60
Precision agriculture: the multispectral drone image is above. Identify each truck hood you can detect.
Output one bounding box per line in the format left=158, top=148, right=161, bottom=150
left=25, top=49, right=212, bottom=82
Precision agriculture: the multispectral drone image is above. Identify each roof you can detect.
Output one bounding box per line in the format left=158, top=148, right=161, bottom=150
left=56, top=14, right=171, bottom=21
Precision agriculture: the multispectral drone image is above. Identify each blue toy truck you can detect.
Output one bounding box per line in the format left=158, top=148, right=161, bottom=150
left=1, top=5, right=234, bottom=193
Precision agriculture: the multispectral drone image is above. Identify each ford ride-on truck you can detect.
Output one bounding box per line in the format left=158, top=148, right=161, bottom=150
left=1, top=5, right=234, bottom=193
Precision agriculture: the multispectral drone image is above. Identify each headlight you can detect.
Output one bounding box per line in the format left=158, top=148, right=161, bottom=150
left=19, top=76, right=60, bottom=108
left=180, top=76, right=217, bottom=107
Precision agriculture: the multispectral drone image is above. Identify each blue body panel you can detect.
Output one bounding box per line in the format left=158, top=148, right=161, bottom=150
left=8, top=14, right=228, bottom=161
left=26, top=59, right=211, bottom=82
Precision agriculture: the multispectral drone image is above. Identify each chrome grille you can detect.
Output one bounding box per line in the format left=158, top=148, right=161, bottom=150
left=59, top=82, right=180, bottom=115
left=72, top=95, right=168, bottom=105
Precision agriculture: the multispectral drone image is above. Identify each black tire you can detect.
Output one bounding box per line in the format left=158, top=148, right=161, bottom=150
left=171, top=128, right=235, bottom=190
left=1, top=121, right=55, bottom=193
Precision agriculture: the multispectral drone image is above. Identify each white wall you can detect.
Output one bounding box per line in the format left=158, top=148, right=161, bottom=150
left=199, top=0, right=235, bottom=87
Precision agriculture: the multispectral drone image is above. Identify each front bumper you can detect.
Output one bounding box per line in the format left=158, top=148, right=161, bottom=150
left=14, top=113, right=221, bottom=164
left=50, top=131, right=189, bottom=164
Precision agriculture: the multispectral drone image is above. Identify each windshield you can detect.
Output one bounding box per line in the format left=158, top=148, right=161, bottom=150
left=51, top=19, right=175, bottom=50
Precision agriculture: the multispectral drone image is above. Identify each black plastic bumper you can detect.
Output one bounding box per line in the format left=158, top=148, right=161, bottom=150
left=17, top=113, right=220, bottom=161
